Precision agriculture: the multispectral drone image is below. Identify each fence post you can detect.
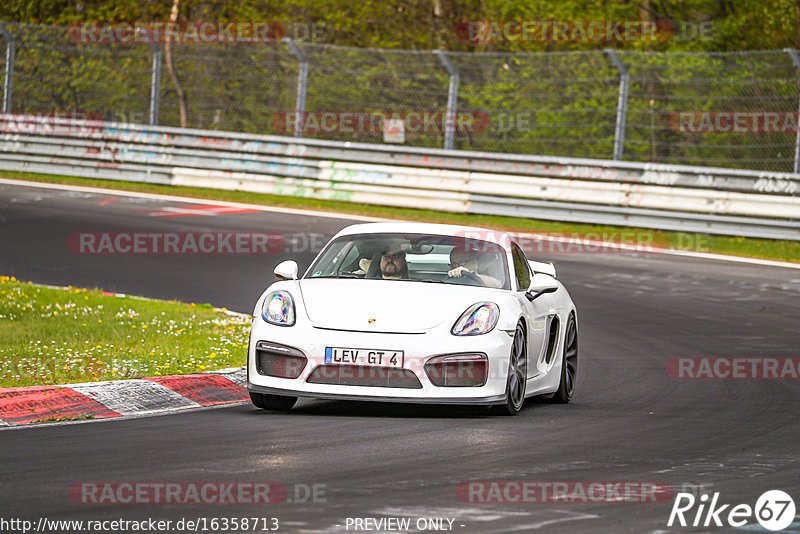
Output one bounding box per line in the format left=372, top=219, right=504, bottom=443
left=784, top=48, right=800, bottom=173
left=605, top=48, right=630, bottom=161
left=285, top=38, right=308, bottom=138
left=0, top=24, right=15, bottom=114
left=434, top=49, right=459, bottom=151
left=148, top=43, right=162, bottom=126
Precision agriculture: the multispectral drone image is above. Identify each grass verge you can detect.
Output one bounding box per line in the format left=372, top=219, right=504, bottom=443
left=2, top=170, right=799, bottom=263
left=0, top=276, right=251, bottom=388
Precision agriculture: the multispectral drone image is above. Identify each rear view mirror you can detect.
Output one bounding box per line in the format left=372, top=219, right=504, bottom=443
left=274, top=260, right=299, bottom=281
left=525, top=273, right=558, bottom=302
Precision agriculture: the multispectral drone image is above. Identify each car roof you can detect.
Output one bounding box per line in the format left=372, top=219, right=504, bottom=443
left=333, top=222, right=514, bottom=249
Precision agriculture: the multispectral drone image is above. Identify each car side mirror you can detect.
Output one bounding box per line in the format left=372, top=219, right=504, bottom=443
left=525, top=273, right=558, bottom=302
left=274, top=260, right=299, bottom=281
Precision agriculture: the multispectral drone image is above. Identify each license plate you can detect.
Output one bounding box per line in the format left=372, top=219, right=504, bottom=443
left=324, top=347, right=404, bottom=368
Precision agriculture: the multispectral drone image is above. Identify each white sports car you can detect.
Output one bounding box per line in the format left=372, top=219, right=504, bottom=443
left=247, top=222, right=577, bottom=415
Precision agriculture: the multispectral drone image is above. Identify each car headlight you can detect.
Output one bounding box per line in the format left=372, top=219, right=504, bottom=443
left=262, top=291, right=295, bottom=326
left=451, top=302, right=499, bottom=336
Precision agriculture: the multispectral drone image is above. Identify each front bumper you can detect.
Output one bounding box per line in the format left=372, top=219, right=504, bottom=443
left=247, top=317, right=514, bottom=405
left=247, top=382, right=507, bottom=405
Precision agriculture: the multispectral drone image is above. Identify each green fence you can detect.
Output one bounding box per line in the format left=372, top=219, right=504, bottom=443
left=1, top=22, right=799, bottom=172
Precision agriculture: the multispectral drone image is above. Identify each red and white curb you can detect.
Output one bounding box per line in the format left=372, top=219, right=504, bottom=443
left=0, top=367, right=248, bottom=426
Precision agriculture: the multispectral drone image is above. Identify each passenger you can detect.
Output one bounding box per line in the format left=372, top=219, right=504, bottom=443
left=447, top=249, right=502, bottom=288
left=372, top=246, right=408, bottom=279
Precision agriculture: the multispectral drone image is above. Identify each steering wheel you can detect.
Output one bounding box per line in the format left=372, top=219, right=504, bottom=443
left=452, top=270, right=485, bottom=286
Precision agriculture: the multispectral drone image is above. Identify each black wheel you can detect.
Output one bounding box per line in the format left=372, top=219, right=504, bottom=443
left=250, top=392, right=297, bottom=411
left=550, top=314, right=577, bottom=404
left=249, top=392, right=268, bottom=409
left=497, top=323, right=527, bottom=415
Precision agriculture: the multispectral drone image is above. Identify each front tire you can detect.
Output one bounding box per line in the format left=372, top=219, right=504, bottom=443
left=550, top=314, right=577, bottom=404
left=250, top=392, right=297, bottom=411
left=497, top=323, right=527, bottom=415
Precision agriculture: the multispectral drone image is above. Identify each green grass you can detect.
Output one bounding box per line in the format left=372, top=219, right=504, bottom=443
left=2, top=170, right=799, bottom=263
left=0, top=276, right=251, bottom=388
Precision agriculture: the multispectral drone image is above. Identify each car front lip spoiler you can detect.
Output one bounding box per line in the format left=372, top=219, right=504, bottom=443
left=247, top=382, right=507, bottom=406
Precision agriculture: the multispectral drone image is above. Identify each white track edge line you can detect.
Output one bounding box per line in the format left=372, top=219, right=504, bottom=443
left=2, top=177, right=798, bottom=270
left=0, top=177, right=386, bottom=222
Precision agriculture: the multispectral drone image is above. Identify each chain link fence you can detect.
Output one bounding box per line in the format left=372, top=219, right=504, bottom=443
left=2, top=22, right=800, bottom=172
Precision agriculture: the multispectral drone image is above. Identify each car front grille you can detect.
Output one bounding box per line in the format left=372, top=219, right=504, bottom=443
left=306, top=365, right=423, bottom=389
left=424, top=353, right=488, bottom=387
left=255, top=341, right=307, bottom=379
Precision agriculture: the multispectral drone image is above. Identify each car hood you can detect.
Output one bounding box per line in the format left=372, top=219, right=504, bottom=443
left=298, top=279, right=497, bottom=333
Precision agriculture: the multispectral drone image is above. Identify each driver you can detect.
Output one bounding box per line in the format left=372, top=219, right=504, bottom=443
left=448, top=249, right=502, bottom=288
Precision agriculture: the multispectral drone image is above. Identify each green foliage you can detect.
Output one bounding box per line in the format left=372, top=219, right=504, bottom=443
left=2, top=0, right=797, bottom=51
left=1, top=2, right=798, bottom=169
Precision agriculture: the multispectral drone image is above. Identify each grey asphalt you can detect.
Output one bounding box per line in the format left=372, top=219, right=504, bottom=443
left=1, top=181, right=799, bottom=533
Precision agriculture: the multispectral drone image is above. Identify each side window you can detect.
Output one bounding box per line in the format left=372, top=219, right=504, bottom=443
left=337, top=244, right=361, bottom=273
left=511, top=243, right=531, bottom=291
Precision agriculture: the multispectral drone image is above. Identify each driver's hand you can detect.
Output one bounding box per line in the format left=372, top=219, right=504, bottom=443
left=448, top=266, right=471, bottom=278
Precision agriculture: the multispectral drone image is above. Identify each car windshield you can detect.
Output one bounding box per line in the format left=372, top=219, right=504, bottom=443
left=305, top=233, right=510, bottom=289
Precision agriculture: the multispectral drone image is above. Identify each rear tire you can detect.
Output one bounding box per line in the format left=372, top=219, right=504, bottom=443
left=550, top=314, right=577, bottom=404
left=250, top=392, right=297, bottom=411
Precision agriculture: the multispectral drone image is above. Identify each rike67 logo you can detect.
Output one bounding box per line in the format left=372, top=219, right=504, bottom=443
left=668, top=490, right=796, bottom=531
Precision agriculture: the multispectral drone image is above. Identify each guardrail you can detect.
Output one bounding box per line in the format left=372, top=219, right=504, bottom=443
left=1, top=115, right=799, bottom=240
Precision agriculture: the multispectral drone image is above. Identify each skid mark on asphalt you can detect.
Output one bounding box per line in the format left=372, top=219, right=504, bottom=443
left=481, top=510, right=600, bottom=532
left=9, top=195, right=44, bottom=203
left=143, top=205, right=262, bottom=217
left=735, top=517, right=800, bottom=532
left=585, top=271, right=800, bottom=304
left=651, top=454, right=798, bottom=478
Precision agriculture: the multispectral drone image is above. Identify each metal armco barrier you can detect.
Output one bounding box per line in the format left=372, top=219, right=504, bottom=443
left=0, top=115, right=798, bottom=240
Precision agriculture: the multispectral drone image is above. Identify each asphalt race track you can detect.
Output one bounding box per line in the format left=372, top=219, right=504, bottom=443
left=1, top=180, right=799, bottom=533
